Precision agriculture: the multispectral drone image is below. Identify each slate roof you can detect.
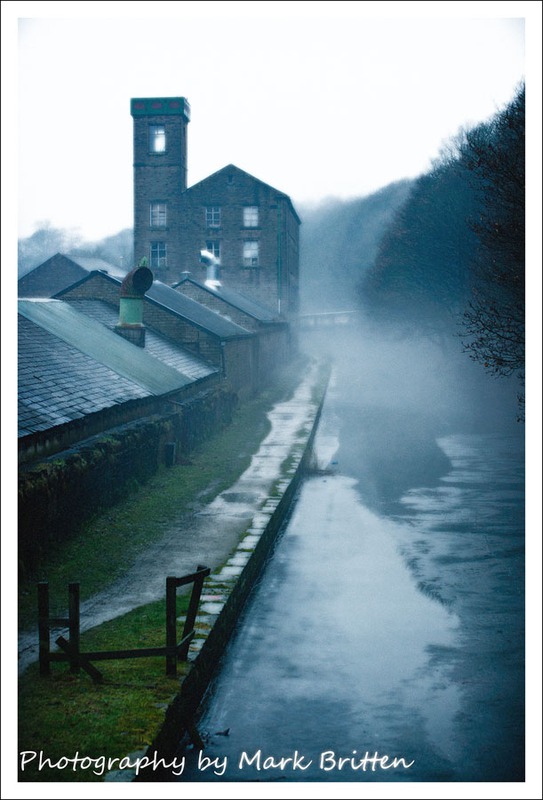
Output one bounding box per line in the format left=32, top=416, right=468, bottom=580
left=18, top=299, right=197, bottom=438
left=65, top=299, right=217, bottom=381
left=146, top=281, right=253, bottom=339
left=54, top=271, right=253, bottom=340
left=18, top=315, right=149, bottom=437
left=18, top=253, right=125, bottom=298
left=173, top=276, right=282, bottom=324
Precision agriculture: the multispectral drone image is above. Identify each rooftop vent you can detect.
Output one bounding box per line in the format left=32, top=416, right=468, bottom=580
left=200, top=249, right=221, bottom=290
left=115, top=264, right=153, bottom=347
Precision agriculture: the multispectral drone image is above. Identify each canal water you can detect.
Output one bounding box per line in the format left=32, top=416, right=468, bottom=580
left=174, top=351, right=525, bottom=784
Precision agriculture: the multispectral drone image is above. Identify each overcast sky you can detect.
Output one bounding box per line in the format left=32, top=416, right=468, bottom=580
left=6, top=1, right=534, bottom=243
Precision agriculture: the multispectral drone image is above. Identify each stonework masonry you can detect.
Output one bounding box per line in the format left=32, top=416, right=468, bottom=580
left=131, top=96, right=300, bottom=313
left=175, top=165, right=300, bottom=314
left=58, top=272, right=257, bottom=399
left=132, top=98, right=190, bottom=279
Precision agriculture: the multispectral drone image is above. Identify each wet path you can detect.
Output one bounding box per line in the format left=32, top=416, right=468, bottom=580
left=18, top=362, right=323, bottom=675
left=175, top=369, right=525, bottom=783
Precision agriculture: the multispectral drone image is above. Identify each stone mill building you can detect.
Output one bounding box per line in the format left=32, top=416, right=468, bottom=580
left=131, top=96, right=300, bottom=314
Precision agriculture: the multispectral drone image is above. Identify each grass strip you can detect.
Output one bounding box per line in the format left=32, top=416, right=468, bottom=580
left=17, top=356, right=330, bottom=783
left=18, top=362, right=308, bottom=630
left=18, top=597, right=191, bottom=782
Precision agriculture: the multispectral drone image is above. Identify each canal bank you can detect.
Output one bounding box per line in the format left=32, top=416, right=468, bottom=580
left=18, top=358, right=329, bottom=676
left=130, top=368, right=324, bottom=781
left=17, top=357, right=330, bottom=784
left=130, top=361, right=328, bottom=781
left=168, top=347, right=526, bottom=786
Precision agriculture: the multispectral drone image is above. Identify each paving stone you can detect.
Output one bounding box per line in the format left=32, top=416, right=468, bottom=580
left=200, top=601, right=225, bottom=615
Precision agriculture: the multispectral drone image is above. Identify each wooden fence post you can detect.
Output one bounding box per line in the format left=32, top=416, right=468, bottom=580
left=68, top=582, right=80, bottom=674
left=37, top=569, right=209, bottom=680
left=38, top=582, right=50, bottom=677
left=166, top=576, right=177, bottom=676
left=178, top=565, right=207, bottom=661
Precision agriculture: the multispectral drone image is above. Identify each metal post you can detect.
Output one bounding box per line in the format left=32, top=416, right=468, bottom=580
left=38, top=582, right=50, bottom=677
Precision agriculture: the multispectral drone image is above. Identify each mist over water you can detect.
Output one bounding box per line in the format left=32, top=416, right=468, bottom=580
left=303, top=317, right=521, bottom=426
left=171, top=317, right=524, bottom=783
left=301, top=319, right=522, bottom=514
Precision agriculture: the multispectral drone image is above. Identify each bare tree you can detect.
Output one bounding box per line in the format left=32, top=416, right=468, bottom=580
left=460, top=84, right=525, bottom=418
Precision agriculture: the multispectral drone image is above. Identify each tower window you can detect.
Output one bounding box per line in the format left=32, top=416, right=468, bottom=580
left=243, top=241, right=259, bottom=267
left=205, top=240, right=221, bottom=260
left=149, top=125, right=166, bottom=153
left=243, top=207, right=259, bottom=227
left=150, top=202, right=167, bottom=227
left=205, top=207, right=221, bottom=227
left=150, top=242, right=167, bottom=268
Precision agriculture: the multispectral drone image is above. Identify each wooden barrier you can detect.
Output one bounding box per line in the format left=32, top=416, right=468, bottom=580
left=37, top=566, right=210, bottom=682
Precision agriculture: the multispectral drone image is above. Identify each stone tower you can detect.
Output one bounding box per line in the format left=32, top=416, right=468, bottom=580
left=131, top=97, right=190, bottom=282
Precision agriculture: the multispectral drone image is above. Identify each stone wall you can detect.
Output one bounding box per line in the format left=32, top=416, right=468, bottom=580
left=18, top=387, right=237, bottom=577
left=59, top=273, right=257, bottom=397
left=175, top=168, right=300, bottom=311
left=132, top=107, right=189, bottom=274
left=138, top=378, right=327, bottom=778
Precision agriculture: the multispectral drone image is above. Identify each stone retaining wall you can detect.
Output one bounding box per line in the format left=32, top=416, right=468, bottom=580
left=136, top=381, right=327, bottom=780
left=18, top=387, right=237, bottom=577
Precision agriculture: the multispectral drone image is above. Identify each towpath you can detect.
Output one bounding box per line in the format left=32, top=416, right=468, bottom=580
left=18, top=360, right=324, bottom=675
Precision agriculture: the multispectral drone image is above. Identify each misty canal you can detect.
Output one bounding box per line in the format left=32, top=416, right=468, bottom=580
left=173, top=331, right=525, bottom=783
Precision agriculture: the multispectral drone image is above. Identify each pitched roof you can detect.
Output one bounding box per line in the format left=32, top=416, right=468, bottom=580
left=173, top=276, right=282, bottom=323
left=184, top=164, right=301, bottom=224
left=18, top=253, right=125, bottom=298
left=146, top=281, right=253, bottom=339
left=18, top=299, right=194, bottom=399
left=55, top=271, right=253, bottom=340
left=63, top=256, right=125, bottom=276
left=18, top=314, right=150, bottom=437
left=65, top=299, right=217, bottom=381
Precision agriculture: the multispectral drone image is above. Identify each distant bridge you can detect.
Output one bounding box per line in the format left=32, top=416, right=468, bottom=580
left=294, top=310, right=361, bottom=329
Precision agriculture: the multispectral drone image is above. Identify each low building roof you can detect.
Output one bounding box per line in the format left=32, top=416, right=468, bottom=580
left=146, top=280, right=253, bottom=339
left=66, top=298, right=217, bottom=381
left=55, top=271, right=253, bottom=340
left=173, top=276, right=283, bottom=324
left=18, top=314, right=149, bottom=437
left=18, top=300, right=195, bottom=440
left=18, top=253, right=125, bottom=298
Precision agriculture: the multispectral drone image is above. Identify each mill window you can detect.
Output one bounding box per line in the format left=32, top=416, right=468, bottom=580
left=205, top=240, right=221, bottom=260
left=150, top=202, right=167, bottom=227
left=243, top=241, right=259, bottom=267
left=205, top=207, right=221, bottom=227
left=150, top=242, right=167, bottom=268
left=243, top=206, right=259, bottom=227
left=149, top=125, right=166, bottom=153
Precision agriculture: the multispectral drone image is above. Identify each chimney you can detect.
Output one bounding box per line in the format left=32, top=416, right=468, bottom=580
left=115, top=264, right=153, bottom=347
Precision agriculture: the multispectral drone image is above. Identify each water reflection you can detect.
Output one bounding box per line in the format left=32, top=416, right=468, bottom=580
left=174, top=374, right=524, bottom=783
left=177, top=471, right=461, bottom=782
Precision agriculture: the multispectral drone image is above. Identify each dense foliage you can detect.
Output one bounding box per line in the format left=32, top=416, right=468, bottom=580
left=360, top=84, right=525, bottom=414
left=459, top=86, right=525, bottom=401
left=361, top=164, right=479, bottom=330
left=298, top=180, right=413, bottom=312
